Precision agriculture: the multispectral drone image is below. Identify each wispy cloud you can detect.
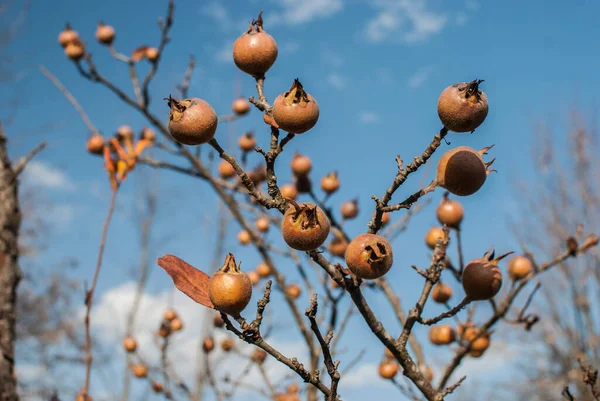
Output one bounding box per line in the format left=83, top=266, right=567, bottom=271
left=200, top=2, right=236, bottom=32
left=214, top=41, right=234, bottom=63
left=269, top=0, right=343, bottom=25
left=22, top=161, right=75, bottom=191
left=327, top=73, right=346, bottom=90
left=363, top=0, right=448, bottom=43
left=359, top=111, right=381, bottom=124
left=407, top=65, right=435, bottom=88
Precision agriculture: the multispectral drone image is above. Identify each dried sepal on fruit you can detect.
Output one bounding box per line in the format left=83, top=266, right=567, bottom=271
left=272, top=79, right=320, bottom=134
left=345, top=234, right=393, bottom=279
left=462, top=249, right=511, bottom=301
left=436, top=192, right=464, bottom=229
left=507, top=255, right=533, bottom=281
left=281, top=201, right=330, bottom=251
left=320, top=171, right=340, bottom=194
left=436, top=145, right=496, bottom=196
left=95, top=21, right=115, bottom=45
left=166, top=95, right=218, bottom=145
left=208, top=253, right=252, bottom=316
left=438, top=79, right=488, bottom=133
left=233, top=12, right=278, bottom=76
left=431, top=282, right=453, bottom=303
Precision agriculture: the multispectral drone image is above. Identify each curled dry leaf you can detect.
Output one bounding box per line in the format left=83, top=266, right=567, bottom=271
left=157, top=254, right=214, bottom=308
left=263, top=113, right=279, bottom=129
left=131, top=45, right=150, bottom=62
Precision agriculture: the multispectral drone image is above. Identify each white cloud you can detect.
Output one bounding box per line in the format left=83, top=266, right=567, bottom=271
left=215, top=41, right=234, bottom=63
left=89, top=282, right=311, bottom=395
left=363, top=0, right=448, bottom=43
left=407, top=65, right=435, bottom=88
left=358, top=112, right=381, bottom=124
left=201, top=2, right=236, bottom=32
left=327, top=73, right=346, bottom=90
left=269, top=0, right=343, bottom=25
left=343, top=362, right=388, bottom=388
left=22, top=161, right=75, bottom=191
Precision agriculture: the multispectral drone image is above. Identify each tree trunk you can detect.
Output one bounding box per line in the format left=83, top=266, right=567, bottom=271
left=0, top=127, right=22, bottom=401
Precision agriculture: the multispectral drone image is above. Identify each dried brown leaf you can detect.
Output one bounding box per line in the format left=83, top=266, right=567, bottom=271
left=157, top=254, right=214, bottom=308
left=131, top=46, right=149, bottom=62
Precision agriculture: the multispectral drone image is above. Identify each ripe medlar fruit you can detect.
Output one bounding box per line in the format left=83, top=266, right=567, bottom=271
left=248, top=271, right=260, bottom=286
left=286, top=283, right=302, bottom=299
left=221, top=339, right=235, bottom=352
left=170, top=317, right=183, bottom=331
left=151, top=382, right=164, bottom=393
left=378, top=361, right=399, bottom=379
left=507, top=255, right=532, bottom=281
left=425, top=227, right=445, bottom=250
left=58, top=24, right=79, bottom=47
left=218, top=160, right=236, bottom=179
left=255, top=217, right=270, bottom=232
left=163, top=308, right=177, bottom=321
left=462, top=249, right=510, bottom=300
left=345, top=233, right=393, bottom=280
left=95, top=21, right=115, bottom=45
left=146, top=47, right=159, bottom=62
left=431, top=282, right=453, bottom=303
left=429, top=324, right=456, bottom=345
left=208, top=254, right=253, bottom=316
left=252, top=349, right=268, bottom=364
left=166, top=95, right=218, bottom=145
left=281, top=201, right=330, bottom=251
left=436, top=145, right=495, bottom=196
left=436, top=193, right=464, bottom=229
left=238, top=131, right=256, bottom=152
left=272, top=79, right=319, bottom=134
left=131, top=364, right=148, bottom=378
left=340, top=199, right=359, bottom=219
left=65, top=41, right=85, bottom=60
left=328, top=235, right=348, bottom=258
left=202, top=337, right=215, bottom=353
left=256, top=262, right=271, bottom=278
left=233, top=12, right=278, bottom=76
left=232, top=97, right=251, bottom=115
left=438, top=79, right=488, bottom=133
left=86, top=133, right=105, bottom=155
left=213, top=312, right=225, bottom=328
left=123, top=336, right=137, bottom=353
left=238, top=230, right=252, bottom=245
left=290, top=152, right=312, bottom=176
left=320, top=171, right=340, bottom=194
left=280, top=184, right=298, bottom=200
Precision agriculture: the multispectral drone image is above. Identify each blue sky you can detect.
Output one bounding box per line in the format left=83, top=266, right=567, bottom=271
left=4, top=0, right=600, bottom=400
